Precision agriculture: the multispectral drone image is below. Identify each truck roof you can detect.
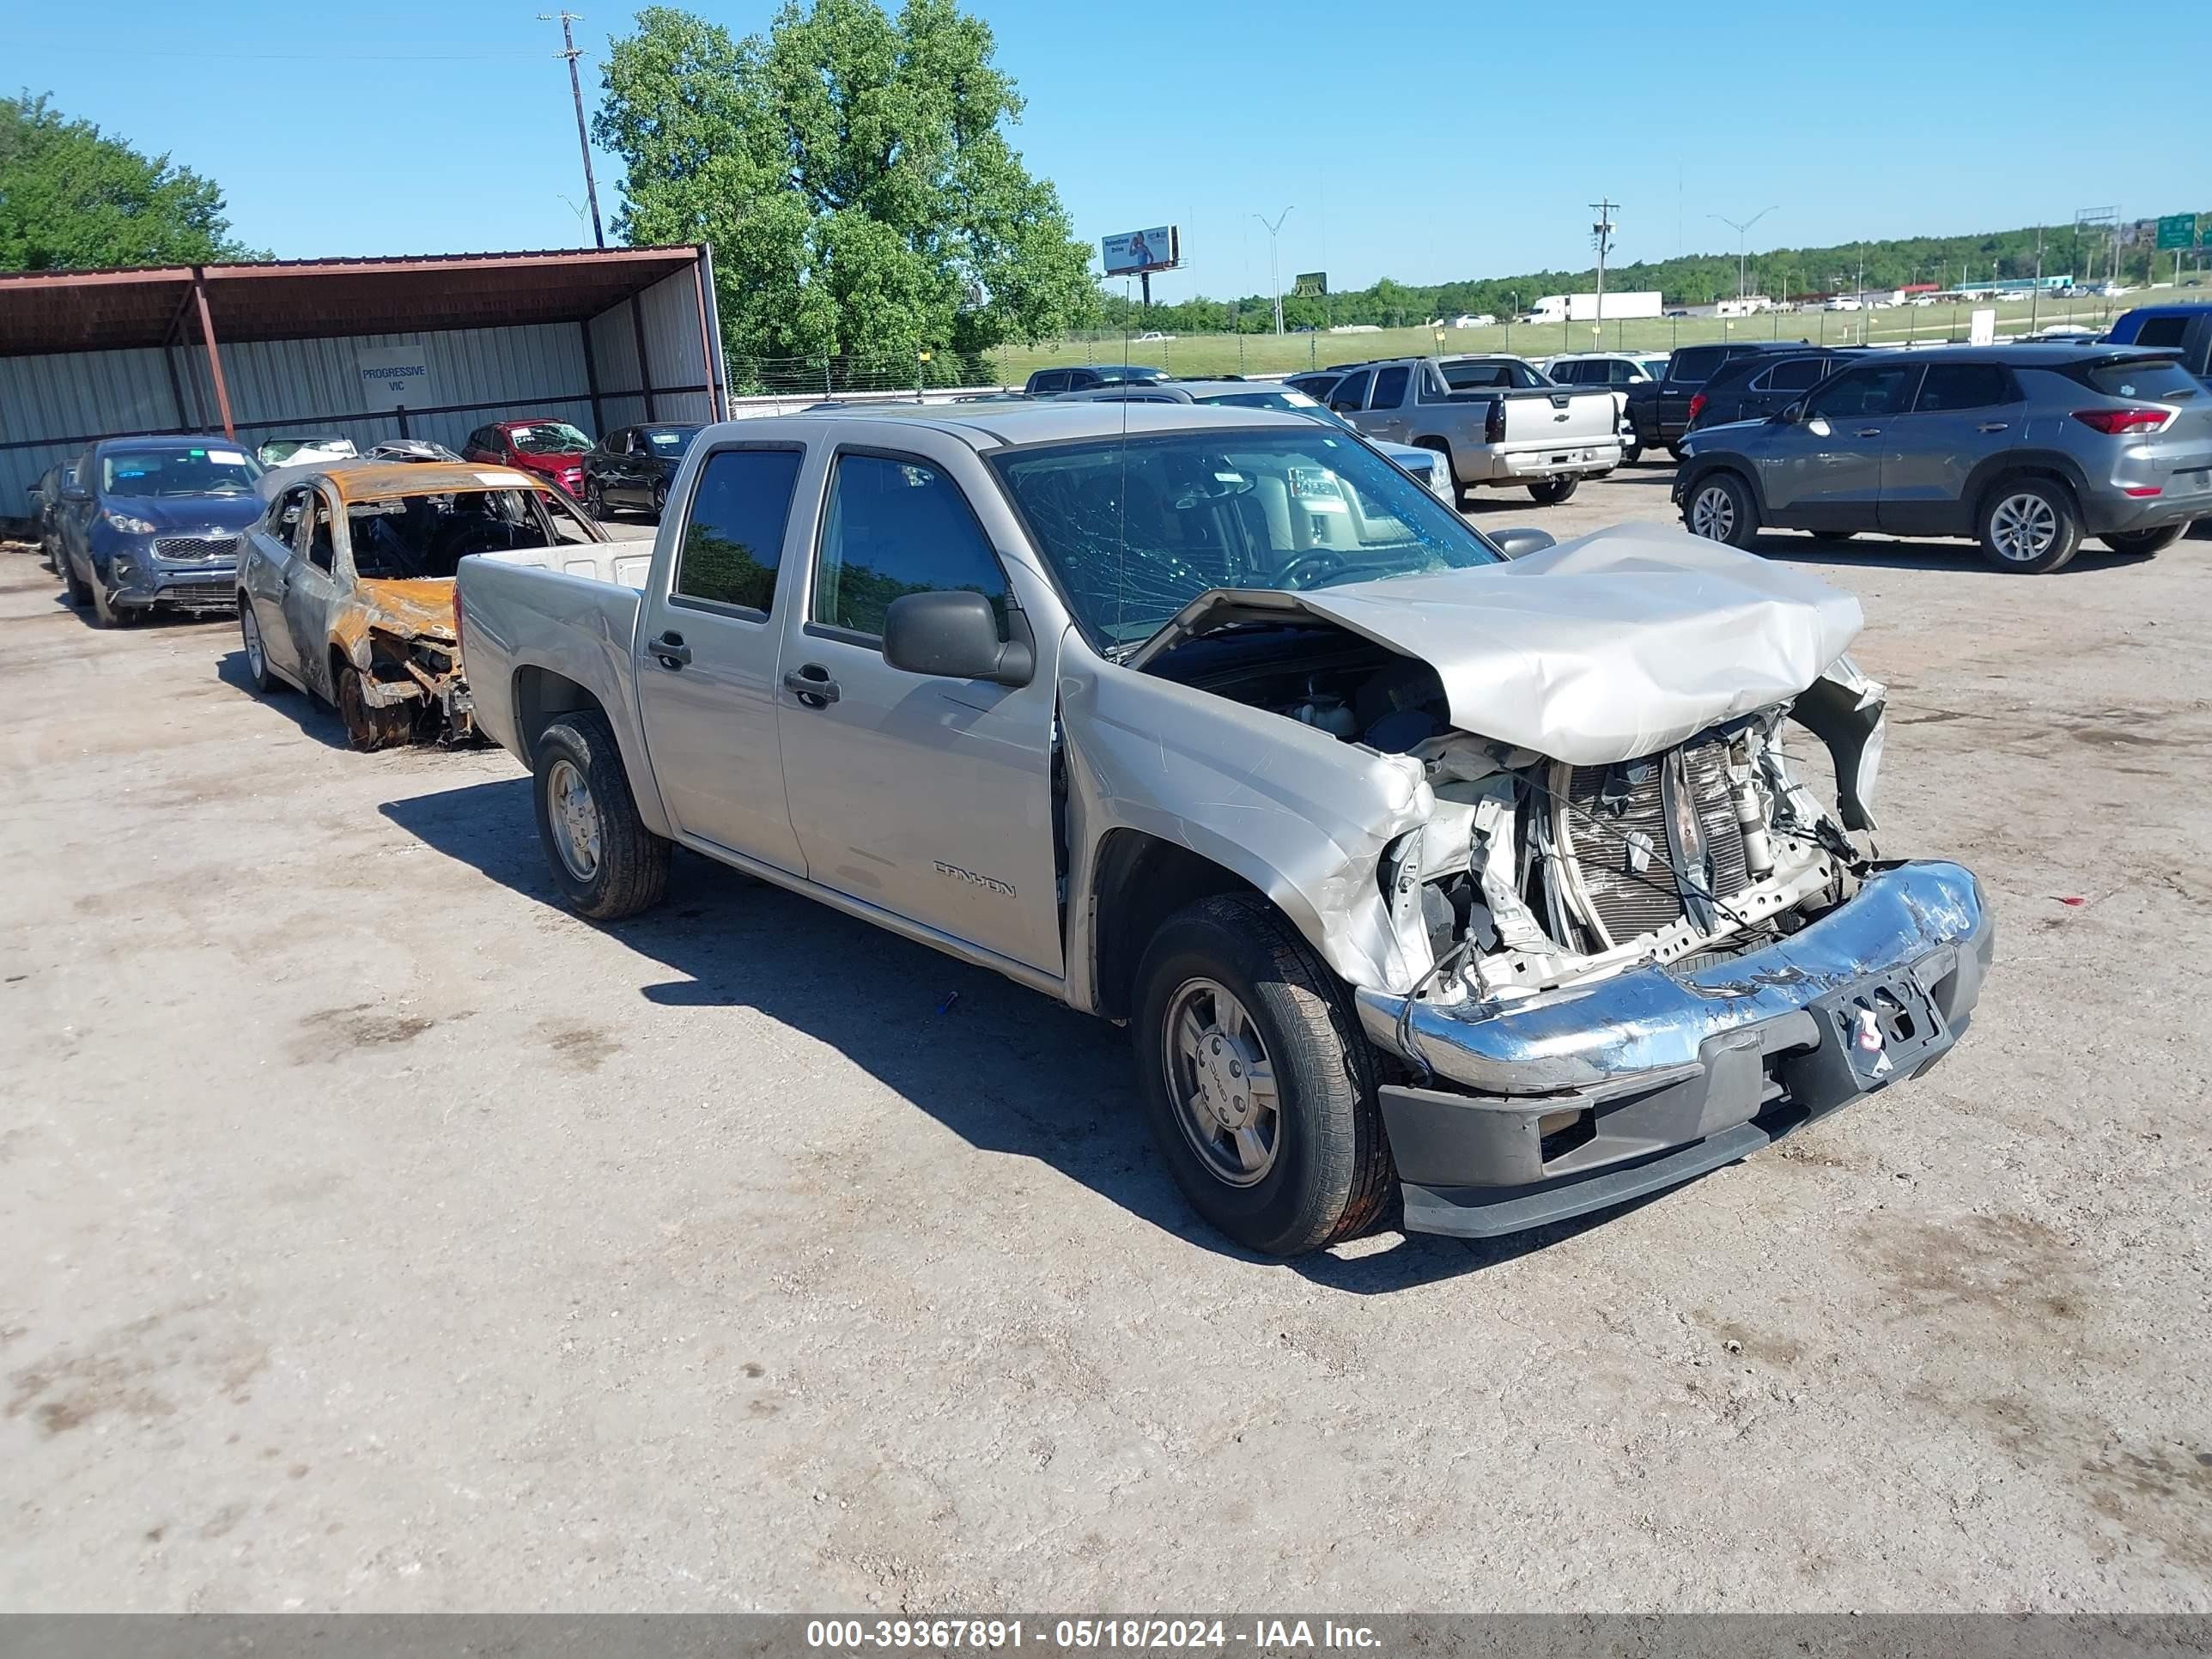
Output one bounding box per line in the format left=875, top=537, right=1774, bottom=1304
left=726, top=401, right=1313, bottom=452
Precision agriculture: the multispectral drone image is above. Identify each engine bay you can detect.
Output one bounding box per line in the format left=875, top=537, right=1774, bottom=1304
left=1145, top=618, right=1865, bottom=1006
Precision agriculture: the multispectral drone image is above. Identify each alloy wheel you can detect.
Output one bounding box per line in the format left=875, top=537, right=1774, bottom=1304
left=1690, top=483, right=1736, bottom=541
left=547, top=757, right=603, bottom=882
left=1989, top=492, right=2058, bottom=563
left=1160, top=977, right=1280, bottom=1188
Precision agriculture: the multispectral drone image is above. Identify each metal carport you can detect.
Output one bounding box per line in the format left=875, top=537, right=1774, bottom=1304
left=0, top=246, right=726, bottom=510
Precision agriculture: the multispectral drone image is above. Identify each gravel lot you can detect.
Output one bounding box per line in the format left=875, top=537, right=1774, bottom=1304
left=3, top=474, right=2209, bottom=1613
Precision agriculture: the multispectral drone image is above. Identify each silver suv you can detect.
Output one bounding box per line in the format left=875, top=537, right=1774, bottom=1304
left=1673, top=345, right=2211, bottom=573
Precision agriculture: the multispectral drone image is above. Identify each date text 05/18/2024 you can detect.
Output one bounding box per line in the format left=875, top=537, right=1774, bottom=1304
left=804, top=1620, right=1382, bottom=1651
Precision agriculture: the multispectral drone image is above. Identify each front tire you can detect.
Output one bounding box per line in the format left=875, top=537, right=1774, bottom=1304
left=1132, top=893, right=1390, bottom=1257
left=532, top=711, right=670, bottom=921
left=1978, top=478, right=2081, bottom=574
left=1528, top=477, right=1579, bottom=506
left=90, top=579, right=135, bottom=628
left=2100, top=523, right=2186, bottom=556
left=652, top=479, right=669, bottom=520
left=1685, top=471, right=1759, bottom=548
left=239, top=601, right=284, bottom=693
left=59, top=551, right=92, bottom=608
left=586, top=479, right=608, bottom=520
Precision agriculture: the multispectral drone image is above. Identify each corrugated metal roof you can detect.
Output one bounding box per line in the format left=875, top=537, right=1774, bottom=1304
left=0, top=246, right=704, bottom=356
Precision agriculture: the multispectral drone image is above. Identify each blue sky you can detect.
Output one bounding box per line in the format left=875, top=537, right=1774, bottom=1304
left=14, top=0, right=2208, bottom=295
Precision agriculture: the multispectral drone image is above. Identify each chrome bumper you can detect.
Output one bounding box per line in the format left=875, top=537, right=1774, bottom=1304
left=1356, top=861, right=1994, bottom=1238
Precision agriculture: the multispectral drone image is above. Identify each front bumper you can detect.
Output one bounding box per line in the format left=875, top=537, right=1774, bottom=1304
left=105, top=556, right=241, bottom=613
left=1355, top=860, right=1992, bottom=1238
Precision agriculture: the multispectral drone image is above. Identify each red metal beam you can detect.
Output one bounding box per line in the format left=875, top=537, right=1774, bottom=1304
left=191, top=269, right=237, bottom=441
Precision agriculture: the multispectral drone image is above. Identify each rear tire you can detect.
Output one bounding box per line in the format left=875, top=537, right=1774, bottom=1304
left=2100, top=523, right=2186, bottom=556
left=1622, top=439, right=1644, bottom=466
left=1666, top=441, right=1685, bottom=462
left=1132, top=893, right=1391, bottom=1257
left=1684, top=470, right=1759, bottom=549
left=1978, top=478, right=2081, bottom=574
left=532, top=711, right=670, bottom=921
left=1528, top=477, right=1579, bottom=506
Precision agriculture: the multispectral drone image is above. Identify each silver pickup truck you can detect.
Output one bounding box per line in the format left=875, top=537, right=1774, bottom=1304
left=455, top=403, right=1990, bottom=1256
left=1324, top=355, right=1621, bottom=505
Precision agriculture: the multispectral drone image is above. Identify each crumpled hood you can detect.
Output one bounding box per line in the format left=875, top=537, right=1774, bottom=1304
left=353, top=578, right=456, bottom=642
left=1297, top=522, right=1863, bottom=765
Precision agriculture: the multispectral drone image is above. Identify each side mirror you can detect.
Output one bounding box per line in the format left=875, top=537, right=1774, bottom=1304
left=882, top=590, right=1033, bottom=686
left=1490, top=526, right=1557, bottom=560
left=1778, top=402, right=1804, bottom=423
left=61, top=483, right=90, bottom=503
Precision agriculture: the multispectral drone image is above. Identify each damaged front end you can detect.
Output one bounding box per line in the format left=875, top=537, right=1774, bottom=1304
left=334, top=580, right=477, bottom=750
left=1116, top=553, right=1991, bottom=1237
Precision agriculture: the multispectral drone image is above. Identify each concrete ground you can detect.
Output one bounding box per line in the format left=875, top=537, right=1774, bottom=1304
left=3, top=477, right=2209, bottom=1613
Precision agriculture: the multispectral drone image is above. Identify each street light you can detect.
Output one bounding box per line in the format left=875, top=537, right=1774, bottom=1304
left=1253, top=207, right=1294, bottom=337
left=1710, top=205, right=1780, bottom=301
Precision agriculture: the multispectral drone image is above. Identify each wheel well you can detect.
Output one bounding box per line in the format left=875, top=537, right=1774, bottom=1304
left=1089, top=831, right=1267, bottom=1023
left=1682, top=462, right=1759, bottom=514
left=513, top=665, right=608, bottom=761
left=1975, top=466, right=2080, bottom=524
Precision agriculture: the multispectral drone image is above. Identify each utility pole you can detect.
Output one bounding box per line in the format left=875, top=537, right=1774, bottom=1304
left=1589, top=198, right=1617, bottom=346
left=1711, top=205, right=1779, bottom=301
left=541, top=11, right=605, bottom=248
left=1254, top=207, right=1293, bottom=336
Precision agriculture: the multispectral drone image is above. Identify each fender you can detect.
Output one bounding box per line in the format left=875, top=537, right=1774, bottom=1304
left=1057, top=646, right=1435, bottom=1013
left=1960, top=447, right=2094, bottom=516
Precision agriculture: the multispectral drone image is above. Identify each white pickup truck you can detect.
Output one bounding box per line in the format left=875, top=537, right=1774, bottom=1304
left=455, top=402, right=1990, bottom=1256
left=1322, top=355, right=1621, bottom=505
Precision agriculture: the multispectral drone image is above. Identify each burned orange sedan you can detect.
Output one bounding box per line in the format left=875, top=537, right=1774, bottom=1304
left=234, top=460, right=642, bottom=748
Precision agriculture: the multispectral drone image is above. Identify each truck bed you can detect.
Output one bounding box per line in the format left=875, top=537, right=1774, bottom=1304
left=455, top=552, right=650, bottom=766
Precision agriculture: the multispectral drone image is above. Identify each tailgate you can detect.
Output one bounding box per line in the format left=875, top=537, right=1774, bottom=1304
left=1499, top=389, right=1618, bottom=446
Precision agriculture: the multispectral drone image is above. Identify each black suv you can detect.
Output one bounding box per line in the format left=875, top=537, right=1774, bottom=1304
left=1023, top=363, right=1172, bottom=395
left=1684, top=348, right=1870, bottom=433
left=1626, top=339, right=1816, bottom=459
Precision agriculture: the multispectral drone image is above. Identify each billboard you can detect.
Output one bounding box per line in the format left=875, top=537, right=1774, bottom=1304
left=1292, top=271, right=1328, bottom=298
left=1101, top=226, right=1179, bottom=276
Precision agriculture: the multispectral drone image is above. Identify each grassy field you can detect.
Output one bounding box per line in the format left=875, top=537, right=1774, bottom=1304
left=993, top=291, right=2194, bottom=382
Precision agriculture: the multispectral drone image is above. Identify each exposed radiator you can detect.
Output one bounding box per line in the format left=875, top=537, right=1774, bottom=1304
left=1560, top=740, right=1750, bottom=947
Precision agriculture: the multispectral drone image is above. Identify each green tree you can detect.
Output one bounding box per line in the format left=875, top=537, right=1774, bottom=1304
left=594, top=1, right=1097, bottom=383
left=0, top=93, right=257, bottom=271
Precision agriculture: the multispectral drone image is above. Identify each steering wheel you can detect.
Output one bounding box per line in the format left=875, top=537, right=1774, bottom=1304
left=1278, top=550, right=1347, bottom=591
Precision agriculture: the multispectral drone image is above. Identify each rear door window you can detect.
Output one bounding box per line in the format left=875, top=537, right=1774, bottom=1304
left=2130, top=317, right=2191, bottom=349
left=1765, top=358, right=1826, bottom=392
left=1914, top=363, right=2016, bottom=412
left=1668, top=346, right=1726, bottom=384
left=1370, top=366, right=1411, bottom=408
left=672, top=447, right=805, bottom=615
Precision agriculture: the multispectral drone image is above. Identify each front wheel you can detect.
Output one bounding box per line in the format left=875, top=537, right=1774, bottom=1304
left=90, top=580, right=135, bottom=629
left=532, top=711, right=670, bottom=921
left=2100, top=523, right=2187, bottom=556
left=1132, top=894, right=1390, bottom=1257
left=59, top=551, right=93, bottom=608
left=1684, top=471, right=1759, bottom=548
left=239, top=601, right=284, bottom=694
left=586, top=479, right=608, bottom=520
left=1528, top=477, right=1579, bottom=506
left=652, top=480, right=669, bottom=520
left=1978, top=479, right=2081, bottom=574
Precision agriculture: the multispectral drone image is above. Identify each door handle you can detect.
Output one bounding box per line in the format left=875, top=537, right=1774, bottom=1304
left=651, top=630, right=691, bottom=669
left=783, top=665, right=840, bottom=707
left=1855, top=427, right=1883, bottom=437
left=1977, top=422, right=2010, bottom=433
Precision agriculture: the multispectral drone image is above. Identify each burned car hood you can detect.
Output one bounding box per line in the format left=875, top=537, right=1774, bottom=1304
left=1138, top=523, right=1863, bottom=767
left=354, top=578, right=456, bottom=642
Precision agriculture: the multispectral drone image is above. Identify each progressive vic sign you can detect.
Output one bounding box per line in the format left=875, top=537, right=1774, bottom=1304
left=356, top=347, right=434, bottom=412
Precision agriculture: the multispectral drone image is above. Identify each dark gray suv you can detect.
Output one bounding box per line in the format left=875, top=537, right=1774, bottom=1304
left=1674, top=346, right=2212, bottom=573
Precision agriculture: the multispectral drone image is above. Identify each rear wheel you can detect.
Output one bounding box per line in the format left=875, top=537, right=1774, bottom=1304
left=1132, top=893, right=1390, bottom=1257
left=1528, top=477, right=1579, bottom=506
left=1978, top=479, right=2081, bottom=574
left=1666, top=441, right=1685, bottom=462
left=1685, top=471, right=1758, bottom=549
left=2100, top=523, right=2186, bottom=556
left=532, top=711, right=670, bottom=921
left=1622, top=438, right=1644, bottom=465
